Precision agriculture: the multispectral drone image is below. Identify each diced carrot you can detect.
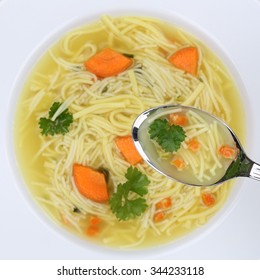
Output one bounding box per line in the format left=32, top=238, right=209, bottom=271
left=218, top=145, right=238, bottom=160
left=171, top=156, right=186, bottom=171
left=153, top=211, right=166, bottom=223
left=73, top=164, right=109, bottom=203
left=168, top=113, right=188, bottom=126
left=89, top=216, right=101, bottom=226
left=168, top=47, right=199, bottom=76
left=156, top=197, right=172, bottom=210
left=115, top=136, right=143, bottom=165
left=86, top=225, right=99, bottom=236
left=201, top=192, right=216, bottom=207
left=86, top=216, right=102, bottom=236
left=84, top=48, right=132, bottom=78
left=187, top=138, right=201, bottom=153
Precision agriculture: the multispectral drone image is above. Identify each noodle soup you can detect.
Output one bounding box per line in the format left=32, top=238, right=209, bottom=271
left=14, top=15, right=245, bottom=248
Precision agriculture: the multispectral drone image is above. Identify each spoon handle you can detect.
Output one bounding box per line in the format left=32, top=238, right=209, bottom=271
left=249, top=162, right=260, bottom=181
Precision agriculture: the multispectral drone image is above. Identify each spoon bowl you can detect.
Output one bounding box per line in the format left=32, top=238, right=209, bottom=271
left=132, top=105, right=260, bottom=186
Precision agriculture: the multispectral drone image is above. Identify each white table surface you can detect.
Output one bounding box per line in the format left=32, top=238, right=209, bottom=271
left=1, top=0, right=260, bottom=259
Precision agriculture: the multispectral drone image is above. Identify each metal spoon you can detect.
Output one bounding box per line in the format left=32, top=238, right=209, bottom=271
left=132, top=104, right=260, bottom=186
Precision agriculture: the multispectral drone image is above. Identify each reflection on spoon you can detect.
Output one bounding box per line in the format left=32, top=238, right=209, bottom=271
left=132, top=105, right=260, bottom=186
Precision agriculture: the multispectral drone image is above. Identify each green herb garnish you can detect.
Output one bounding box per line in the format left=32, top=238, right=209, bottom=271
left=73, top=207, right=81, bottom=213
left=123, top=53, right=134, bottom=58
left=149, top=118, right=186, bottom=152
left=109, top=166, right=150, bottom=221
left=39, top=102, right=73, bottom=136
left=221, top=152, right=253, bottom=181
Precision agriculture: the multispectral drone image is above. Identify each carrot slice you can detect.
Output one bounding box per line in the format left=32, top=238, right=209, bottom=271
left=168, top=47, right=199, bottom=76
left=115, top=136, right=143, bottom=165
left=73, top=164, right=109, bottom=203
left=168, top=113, right=188, bottom=126
left=187, top=138, right=201, bottom=153
left=201, top=192, right=216, bottom=207
left=171, top=156, right=186, bottom=171
left=219, top=145, right=238, bottom=160
left=153, top=212, right=166, bottom=223
left=156, top=197, right=172, bottom=210
left=84, top=48, right=132, bottom=78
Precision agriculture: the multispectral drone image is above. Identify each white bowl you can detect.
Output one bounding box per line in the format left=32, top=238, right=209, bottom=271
left=2, top=0, right=260, bottom=259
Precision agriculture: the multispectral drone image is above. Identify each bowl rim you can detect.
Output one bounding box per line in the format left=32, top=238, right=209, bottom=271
left=5, top=7, right=251, bottom=259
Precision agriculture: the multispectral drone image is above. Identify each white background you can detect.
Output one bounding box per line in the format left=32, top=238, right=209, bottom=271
left=1, top=0, right=260, bottom=259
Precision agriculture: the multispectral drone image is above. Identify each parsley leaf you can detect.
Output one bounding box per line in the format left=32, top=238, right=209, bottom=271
left=124, top=166, right=150, bottom=195
left=39, top=102, right=73, bottom=136
left=149, top=119, right=186, bottom=152
left=109, top=166, right=150, bottom=221
left=48, top=102, right=61, bottom=118
left=221, top=152, right=253, bottom=182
